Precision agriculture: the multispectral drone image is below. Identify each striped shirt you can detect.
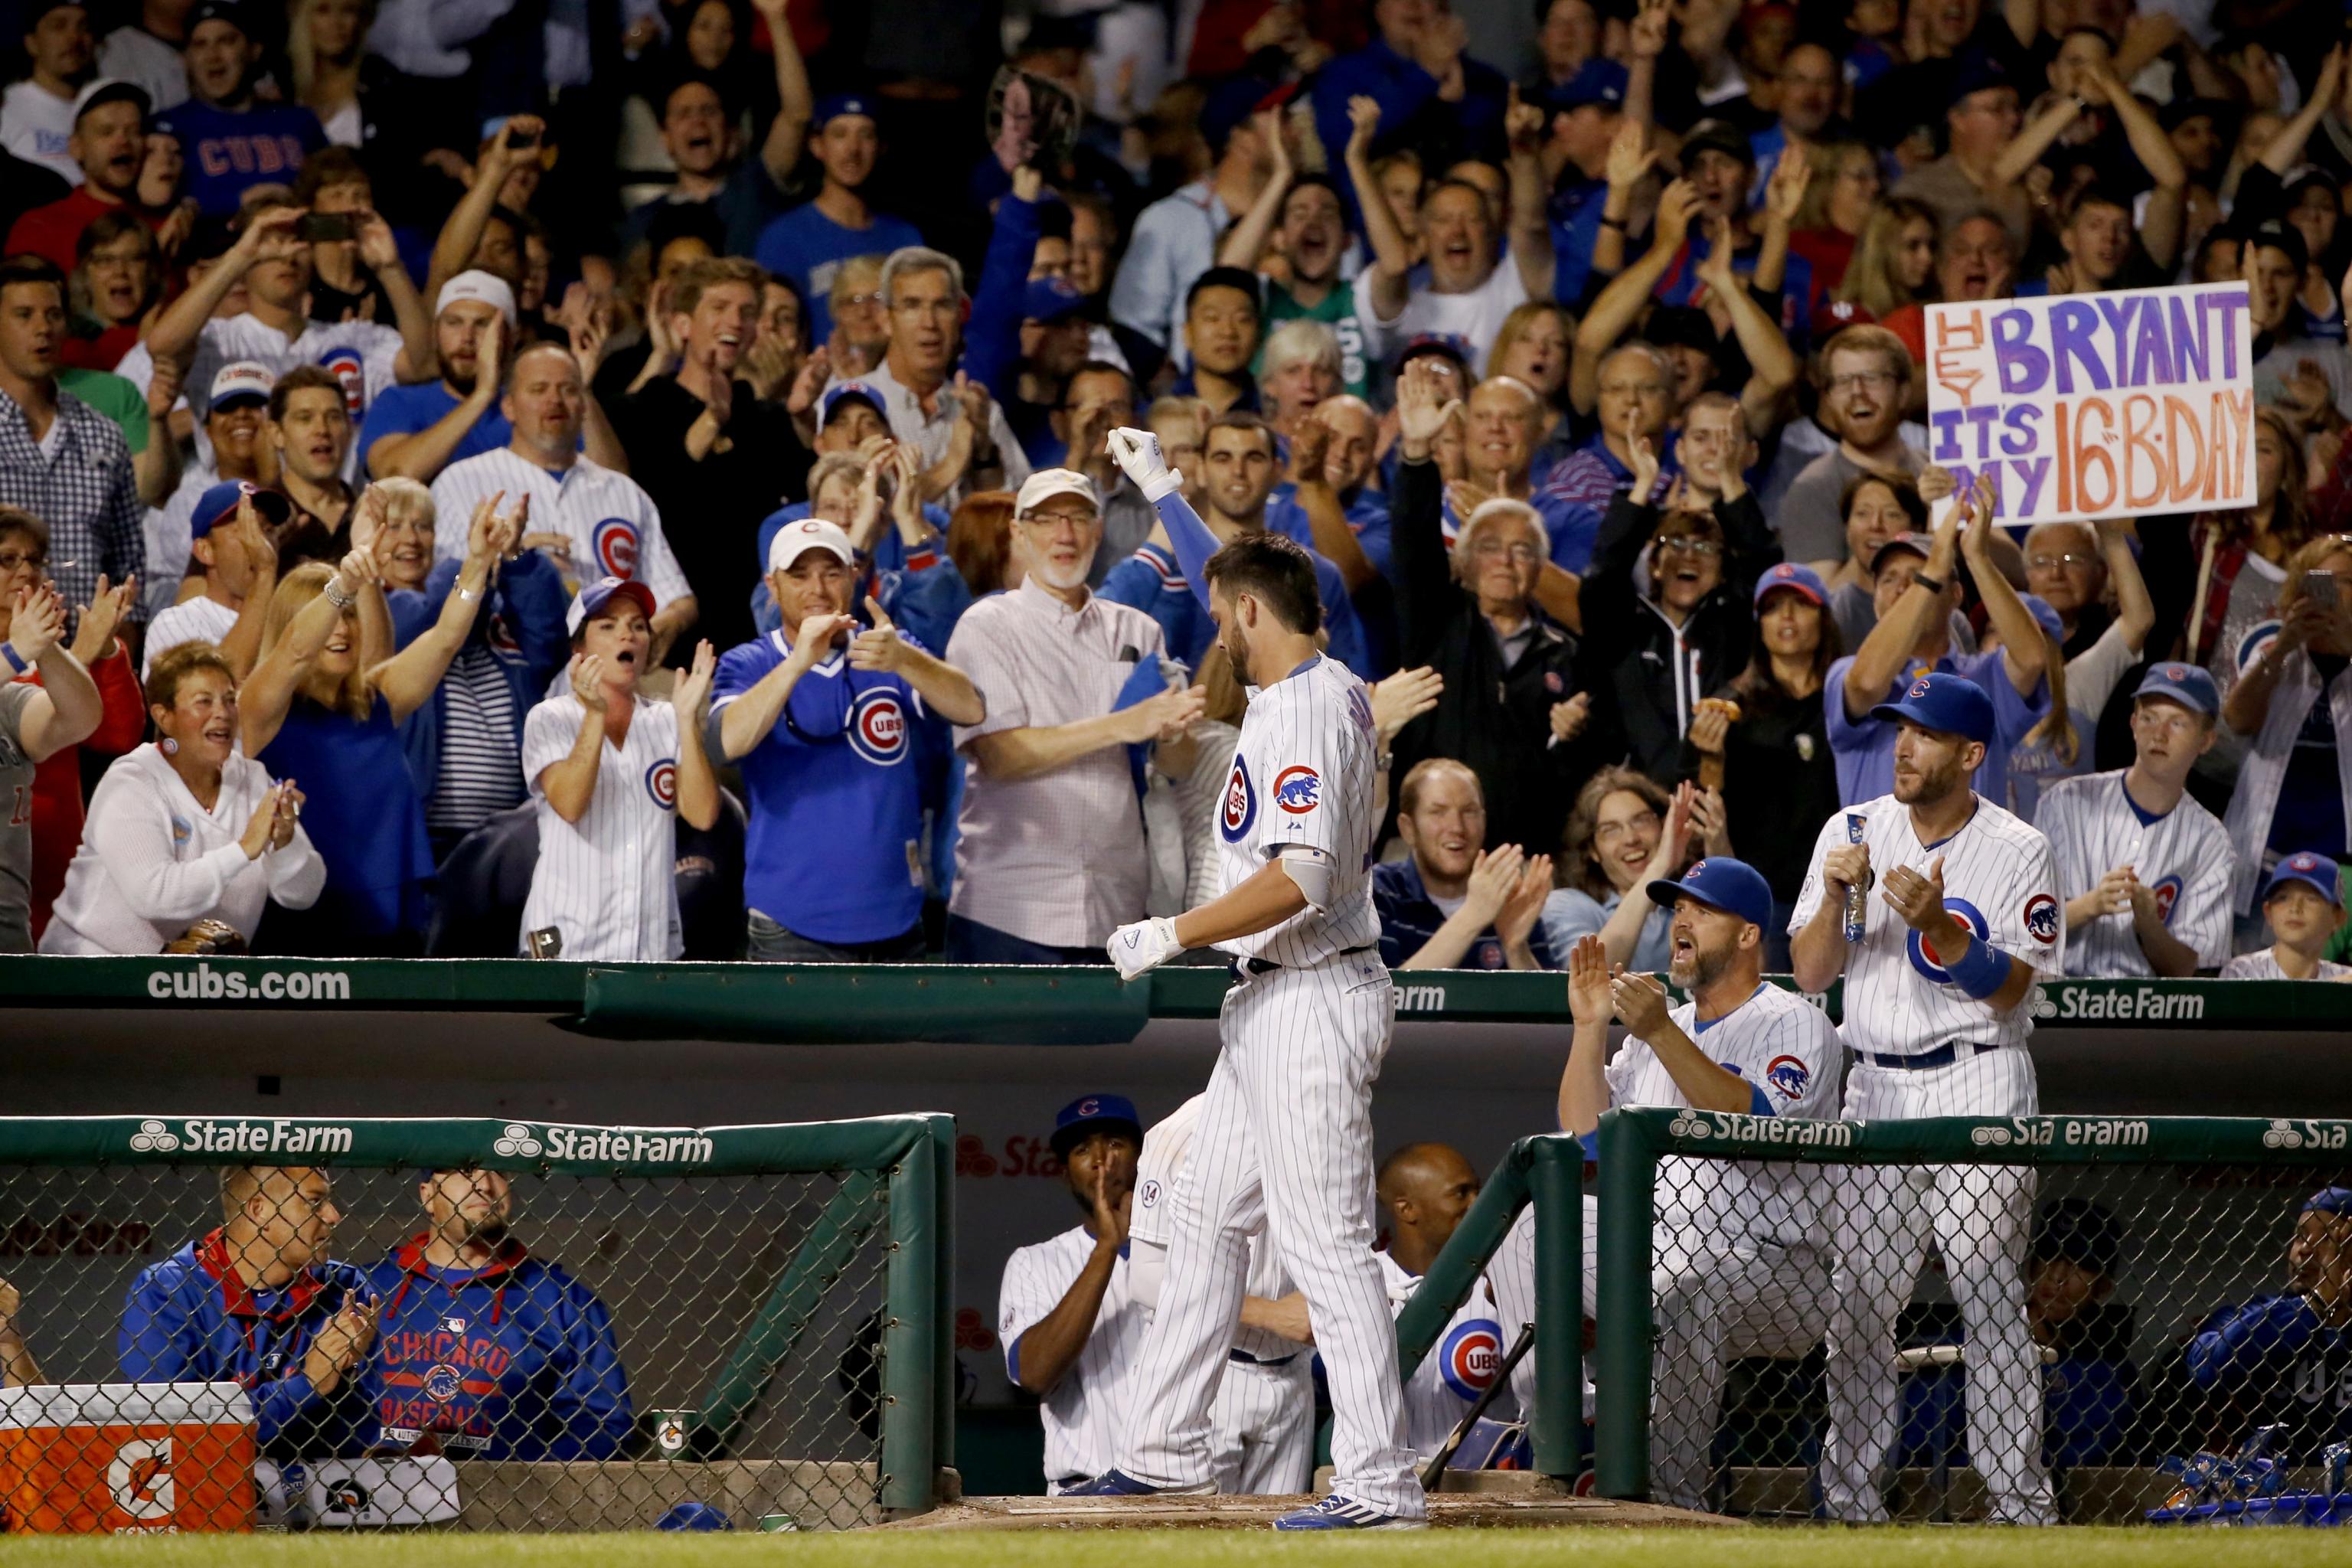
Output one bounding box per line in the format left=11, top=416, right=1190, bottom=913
left=430, top=449, right=692, bottom=612
left=946, top=579, right=1165, bottom=948
left=115, top=313, right=399, bottom=485
left=2219, top=949, right=2352, bottom=981
left=1792, top=792, right=2062, bottom=1059
left=2036, top=769, right=2235, bottom=978
left=142, top=596, right=240, bottom=679
left=1131, top=1093, right=1295, bottom=1361
left=520, top=691, right=683, bottom=962
left=426, top=644, right=524, bottom=840
left=998, top=1223, right=1148, bottom=1489
left=1378, top=1250, right=1515, bottom=1458
left=1213, top=653, right=1381, bottom=967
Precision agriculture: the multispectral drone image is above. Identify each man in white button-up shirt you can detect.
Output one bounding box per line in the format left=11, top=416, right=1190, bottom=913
left=943, top=468, right=1204, bottom=961
left=833, top=247, right=1029, bottom=503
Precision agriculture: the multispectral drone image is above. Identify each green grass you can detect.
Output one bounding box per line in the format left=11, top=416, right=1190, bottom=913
left=8, top=1531, right=2352, bottom=1567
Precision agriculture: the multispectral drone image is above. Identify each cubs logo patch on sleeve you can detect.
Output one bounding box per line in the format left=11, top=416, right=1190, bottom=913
left=1765, top=1054, right=1811, bottom=1102
left=1272, top=766, right=1321, bottom=814
left=2024, top=892, right=2060, bottom=944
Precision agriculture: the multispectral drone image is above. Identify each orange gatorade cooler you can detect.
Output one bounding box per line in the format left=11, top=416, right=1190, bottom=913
left=0, top=1382, right=256, bottom=1534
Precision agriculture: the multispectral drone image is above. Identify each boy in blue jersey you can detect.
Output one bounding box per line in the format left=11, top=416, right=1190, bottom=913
left=119, top=1165, right=380, bottom=1458
left=368, top=1167, right=632, bottom=1460
left=713, top=514, right=986, bottom=962
left=2179, top=1187, right=2352, bottom=1462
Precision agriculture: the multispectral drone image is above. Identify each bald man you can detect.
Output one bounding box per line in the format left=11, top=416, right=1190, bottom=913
left=1375, top=1142, right=1518, bottom=1458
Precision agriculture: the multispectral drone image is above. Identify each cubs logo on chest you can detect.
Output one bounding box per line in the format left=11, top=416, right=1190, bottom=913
left=1220, top=755, right=1256, bottom=842
left=849, top=689, right=908, bottom=766
left=644, top=759, right=678, bottom=810
left=593, top=518, right=640, bottom=580
left=1438, top=1318, right=1504, bottom=1400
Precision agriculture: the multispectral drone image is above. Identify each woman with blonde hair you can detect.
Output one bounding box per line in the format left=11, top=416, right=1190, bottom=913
left=1789, top=141, right=1883, bottom=300
left=1834, top=197, right=1938, bottom=320
left=43, top=644, right=324, bottom=954
left=239, top=495, right=514, bottom=952
left=1487, top=300, right=1576, bottom=482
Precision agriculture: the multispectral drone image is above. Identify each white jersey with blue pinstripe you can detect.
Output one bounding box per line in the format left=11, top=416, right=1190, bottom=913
left=1790, top=793, right=2062, bottom=1059
left=2034, top=769, right=2235, bottom=977
left=519, top=691, right=683, bottom=962
left=116, top=315, right=399, bottom=485
left=1131, top=1094, right=1296, bottom=1357
left=998, top=1225, right=1147, bottom=1491
left=1212, top=654, right=1380, bottom=965
left=430, top=449, right=693, bottom=612
left=1378, top=1250, right=1517, bottom=1457
left=1606, top=983, right=1842, bottom=1245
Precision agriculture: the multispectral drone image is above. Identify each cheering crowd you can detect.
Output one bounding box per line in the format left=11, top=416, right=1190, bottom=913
left=2, top=0, right=2351, bottom=972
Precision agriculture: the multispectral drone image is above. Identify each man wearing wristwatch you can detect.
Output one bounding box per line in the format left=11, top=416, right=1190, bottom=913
left=1827, top=470, right=2049, bottom=807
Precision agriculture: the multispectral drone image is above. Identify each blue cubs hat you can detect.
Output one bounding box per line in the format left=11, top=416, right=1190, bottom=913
left=189, top=479, right=289, bottom=540
left=818, top=381, right=887, bottom=431
left=2134, top=661, right=2220, bottom=715
left=1023, top=276, right=1088, bottom=325
left=2305, top=1187, right=2352, bottom=1217
left=1643, top=855, right=1773, bottom=931
left=1546, top=58, right=1627, bottom=115
left=812, top=93, right=875, bottom=129
left=1753, top=560, right=1826, bottom=608
left=565, top=575, right=657, bottom=635
left=2018, top=593, right=2063, bottom=644
left=1870, top=670, right=1994, bottom=745
left=2261, top=851, right=2343, bottom=908
left=1050, top=1093, right=1142, bottom=1161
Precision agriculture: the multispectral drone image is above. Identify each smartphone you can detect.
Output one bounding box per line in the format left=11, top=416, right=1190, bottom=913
left=506, top=125, right=540, bottom=149
left=2310, top=570, right=2339, bottom=610
left=297, top=212, right=351, bottom=243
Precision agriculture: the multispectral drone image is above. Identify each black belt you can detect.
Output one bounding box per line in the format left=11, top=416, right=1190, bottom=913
left=1228, top=1348, right=1299, bottom=1368
left=1230, top=944, right=1374, bottom=980
left=1861, top=1041, right=2002, bottom=1070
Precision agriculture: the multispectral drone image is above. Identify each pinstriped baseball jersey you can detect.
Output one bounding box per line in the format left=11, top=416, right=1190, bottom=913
left=1213, top=654, right=1380, bottom=965
left=520, top=691, right=684, bottom=961
left=116, top=316, right=400, bottom=484
left=2219, top=949, right=2352, bottom=979
left=998, top=1226, right=1148, bottom=1489
left=1132, top=1094, right=1298, bottom=1362
left=1606, top=983, right=1842, bottom=1244
left=1791, top=793, right=2062, bottom=1057
left=430, top=450, right=693, bottom=612
left=2035, top=770, right=2236, bottom=977
left=1377, top=1250, right=1517, bottom=1457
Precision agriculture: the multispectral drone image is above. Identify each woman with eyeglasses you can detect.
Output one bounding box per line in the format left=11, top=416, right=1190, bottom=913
left=61, top=212, right=158, bottom=374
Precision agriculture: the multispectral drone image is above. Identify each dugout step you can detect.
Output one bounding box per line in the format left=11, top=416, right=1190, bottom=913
left=871, top=1491, right=1733, bottom=1530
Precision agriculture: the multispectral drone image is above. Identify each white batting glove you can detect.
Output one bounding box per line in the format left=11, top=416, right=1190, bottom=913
left=1106, top=427, right=1184, bottom=503
left=1107, top=916, right=1183, bottom=980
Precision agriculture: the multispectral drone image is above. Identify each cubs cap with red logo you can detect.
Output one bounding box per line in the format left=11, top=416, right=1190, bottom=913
left=2260, top=851, right=2343, bottom=908
left=208, top=360, right=275, bottom=410
left=767, top=516, right=855, bottom=573
left=2133, top=661, right=2220, bottom=714
left=1870, top=670, right=1994, bottom=744
left=1753, top=560, right=1826, bottom=608
left=1643, top=855, right=1773, bottom=930
left=817, top=382, right=887, bottom=431
left=1049, top=1093, right=1142, bottom=1161
left=188, top=479, right=291, bottom=539
left=565, top=576, right=658, bottom=635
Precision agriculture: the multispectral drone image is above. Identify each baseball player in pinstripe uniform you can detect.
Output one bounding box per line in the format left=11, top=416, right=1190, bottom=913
left=1074, top=427, right=1424, bottom=1530
left=1789, top=671, right=2063, bottom=1525
left=1373, top=1143, right=1520, bottom=1459
left=431, top=345, right=699, bottom=656
left=518, top=579, right=720, bottom=960
left=996, top=1095, right=1151, bottom=1494
left=2036, top=664, right=2235, bottom=978
left=1558, top=859, right=1841, bottom=1511
left=1129, top=1094, right=1316, bottom=1494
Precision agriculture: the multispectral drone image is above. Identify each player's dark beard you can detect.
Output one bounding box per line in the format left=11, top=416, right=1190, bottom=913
left=1670, top=936, right=1729, bottom=992
left=466, top=1217, right=510, bottom=1249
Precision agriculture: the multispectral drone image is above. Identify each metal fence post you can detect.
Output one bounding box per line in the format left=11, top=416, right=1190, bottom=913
left=1594, top=1109, right=1657, bottom=1500
left=1525, top=1135, right=1582, bottom=1480
left=880, top=1129, right=940, bottom=1514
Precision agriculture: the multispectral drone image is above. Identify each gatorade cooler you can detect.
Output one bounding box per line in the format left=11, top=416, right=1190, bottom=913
left=0, top=1382, right=256, bottom=1534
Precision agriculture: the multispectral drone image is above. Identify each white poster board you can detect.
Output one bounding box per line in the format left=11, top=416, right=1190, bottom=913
left=1923, top=283, right=2254, bottom=528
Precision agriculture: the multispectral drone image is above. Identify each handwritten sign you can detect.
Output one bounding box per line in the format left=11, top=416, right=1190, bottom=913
left=1924, top=283, right=2253, bottom=528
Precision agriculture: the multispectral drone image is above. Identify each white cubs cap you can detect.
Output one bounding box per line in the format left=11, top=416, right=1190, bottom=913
left=436, top=269, right=517, bottom=325
left=207, top=361, right=275, bottom=409
left=1015, top=467, right=1099, bottom=516
left=768, top=516, right=855, bottom=573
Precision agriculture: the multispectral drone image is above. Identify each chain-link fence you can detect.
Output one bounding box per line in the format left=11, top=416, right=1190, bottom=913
left=0, top=1114, right=952, bottom=1534
left=1590, top=1111, right=2352, bottom=1524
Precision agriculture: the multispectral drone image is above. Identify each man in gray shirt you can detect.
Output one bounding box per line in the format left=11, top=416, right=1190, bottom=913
left=1776, top=325, right=1924, bottom=570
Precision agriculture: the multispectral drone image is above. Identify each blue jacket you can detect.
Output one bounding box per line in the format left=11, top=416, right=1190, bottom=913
left=2184, top=1292, right=2352, bottom=1457
left=1374, top=856, right=1560, bottom=971
left=367, top=1235, right=633, bottom=1461
left=388, top=550, right=570, bottom=810
left=119, top=1230, right=377, bottom=1457
left=964, top=187, right=1044, bottom=405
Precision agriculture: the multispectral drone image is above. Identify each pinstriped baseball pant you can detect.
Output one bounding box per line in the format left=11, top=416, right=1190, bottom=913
left=1119, top=960, right=1424, bottom=1516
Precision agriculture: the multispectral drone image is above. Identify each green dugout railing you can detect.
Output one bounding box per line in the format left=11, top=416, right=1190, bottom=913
left=0, top=1112, right=956, bottom=1515
left=1589, top=1109, right=2352, bottom=1503
left=1, top=956, right=2344, bottom=1040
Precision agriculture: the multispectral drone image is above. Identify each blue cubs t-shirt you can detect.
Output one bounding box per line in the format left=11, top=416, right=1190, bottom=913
left=153, top=100, right=328, bottom=217
left=358, top=381, right=513, bottom=478
left=752, top=202, right=924, bottom=343
left=710, top=627, right=934, bottom=945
